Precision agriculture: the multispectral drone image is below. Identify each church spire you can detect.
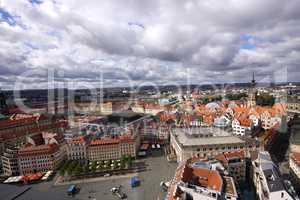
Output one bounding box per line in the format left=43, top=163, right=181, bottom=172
left=248, top=72, right=256, bottom=107
left=251, top=72, right=256, bottom=86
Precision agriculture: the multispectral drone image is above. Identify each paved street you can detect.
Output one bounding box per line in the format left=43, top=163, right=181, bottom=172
left=1, top=149, right=178, bottom=200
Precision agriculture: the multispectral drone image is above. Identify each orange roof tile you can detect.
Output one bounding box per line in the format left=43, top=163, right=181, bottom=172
left=90, top=138, right=120, bottom=146
left=216, top=150, right=245, bottom=165
left=192, top=168, right=222, bottom=192
left=68, top=136, right=86, bottom=145
left=167, top=159, right=223, bottom=200
left=233, top=107, right=250, bottom=115
left=238, top=117, right=252, bottom=127
left=18, top=144, right=59, bottom=156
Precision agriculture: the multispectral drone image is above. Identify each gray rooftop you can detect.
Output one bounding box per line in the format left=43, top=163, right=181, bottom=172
left=173, top=128, right=244, bottom=146
left=263, top=168, right=285, bottom=193
left=258, top=152, right=287, bottom=193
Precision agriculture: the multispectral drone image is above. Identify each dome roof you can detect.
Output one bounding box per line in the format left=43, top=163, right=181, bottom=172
left=205, top=102, right=220, bottom=109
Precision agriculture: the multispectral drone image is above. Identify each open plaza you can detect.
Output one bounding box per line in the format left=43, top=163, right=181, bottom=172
left=0, top=150, right=177, bottom=200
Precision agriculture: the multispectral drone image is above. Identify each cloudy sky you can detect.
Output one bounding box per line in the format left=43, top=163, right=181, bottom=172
left=0, top=0, right=300, bottom=89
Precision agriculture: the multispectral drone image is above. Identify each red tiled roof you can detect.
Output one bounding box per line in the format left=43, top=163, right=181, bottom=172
left=216, top=150, right=245, bottom=165
left=119, top=135, right=135, bottom=143
left=90, top=138, right=119, bottom=145
left=22, top=172, right=44, bottom=181
left=167, top=159, right=222, bottom=200
left=90, top=134, right=136, bottom=146
left=68, top=136, right=86, bottom=145
left=0, top=116, right=37, bottom=130
left=192, top=168, right=222, bottom=192
left=18, top=143, right=59, bottom=156
left=238, top=117, right=252, bottom=127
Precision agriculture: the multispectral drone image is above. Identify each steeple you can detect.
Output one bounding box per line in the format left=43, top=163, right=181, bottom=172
left=247, top=72, right=256, bottom=108
left=251, top=72, right=256, bottom=87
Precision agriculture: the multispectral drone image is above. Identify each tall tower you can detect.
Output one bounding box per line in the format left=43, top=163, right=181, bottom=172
left=248, top=72, right=256, bottom=107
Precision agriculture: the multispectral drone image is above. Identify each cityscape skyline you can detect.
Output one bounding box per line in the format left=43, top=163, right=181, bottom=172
left=0, top=1, right=300, bottom=200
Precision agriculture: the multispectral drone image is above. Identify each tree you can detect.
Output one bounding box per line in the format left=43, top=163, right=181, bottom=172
left=84, top=163, right=90, bottom=174
left=127, top=156, right=133, bottom=168
left=59, top=169, right=65, bottom=176
left=226, top=93, right=248, bottom=101
left=91, top=161, right=97, bottom=172
left=120, top=158, right=126, bottom=169
left=256, top=93, right=275, bottom=106
left=74, top=164, right=83, bottom=175
left=67, top=160, right=78, bottom=175
left=59, top=160, right=72, bottom=177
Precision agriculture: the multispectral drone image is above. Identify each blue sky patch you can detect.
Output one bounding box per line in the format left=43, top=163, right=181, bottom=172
left=0, top=8, right=17, bottom=26
left=240, top=34, right=256, bottom=49
left=29, top=0, right=43, bottom=5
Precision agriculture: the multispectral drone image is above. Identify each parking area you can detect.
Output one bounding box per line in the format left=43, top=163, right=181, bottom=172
left=1, top=149, right=178, bottom=200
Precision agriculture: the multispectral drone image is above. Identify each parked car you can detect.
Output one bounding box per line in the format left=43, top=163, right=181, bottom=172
left=67, top=185, right=79, bottom=196
left=110, top=186, right=126, bottom=199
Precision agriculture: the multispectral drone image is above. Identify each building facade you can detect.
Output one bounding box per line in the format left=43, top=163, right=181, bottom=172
left=289, top=152, right=300, bottom=191
left=88, top=135, right=139, bottom=161
left=1, top=146, right=19, bottom=176
left=18, top=143, right=64, bottom=175
left=166, top=158, right=238, bottom=200
left=216, top=150, right=246, bottom=183
left=232, top=118, right=252, bottom=136
left=0, top=113, right=67, bottom=156
left=252, top=151, right=296, bottom=200
left=260, top=111, right=281, bottom=130
left=67, top=136, right=88, bottom=161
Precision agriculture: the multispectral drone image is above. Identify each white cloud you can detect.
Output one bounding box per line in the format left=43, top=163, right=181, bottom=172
left=0, top=0, right=299, bottom=89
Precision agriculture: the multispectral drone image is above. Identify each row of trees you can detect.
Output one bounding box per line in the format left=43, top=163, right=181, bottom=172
left=200, top=95, right=222, bottom=104
left=225, top=93, right=248, bottom=100
left=59, top=160, right=84, bottom=176
left=59, top=155, right=134, bottom=177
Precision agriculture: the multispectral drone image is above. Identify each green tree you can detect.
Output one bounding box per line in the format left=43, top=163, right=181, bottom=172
left=59, top=169, right=65, bottom=176
left=256, top=93, right=275, bottom=106
left=84, top=163, right=90, bottom=173
left=91, top=161, right=97, bottom=172
left=67, top=160, right=78, bottom=175
left=226, top=93, right=248, bottom=101
left=127, top=156, right=133, bottom=168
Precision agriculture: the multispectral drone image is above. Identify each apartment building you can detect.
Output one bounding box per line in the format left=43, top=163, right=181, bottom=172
left=260, top=110, right=281, bottom=130
left=216, top=150, right=246, bottom=183
left=144, top=103, right=164, bottom=115
left=287, top=100, right=300, bottom=112
left=75, top=102, right=113, bottom=115
left=18, top=143, right=64, bottom=175
left=232, top=118, right=252, bottom=136
left=166, top=158, right=238, bottom=200
left=290, top=152, right=300, bottom=191
left=0, top=113, right=67, bottom=156
left=252, top=151, right=296, bottom=200
left=67, top=136, right=88, bottom=161
left=170, top=127, right=260, bottom=162
left=88, top=135, right=139, bottom=161
left=1, top=146, right=19, bottom=176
